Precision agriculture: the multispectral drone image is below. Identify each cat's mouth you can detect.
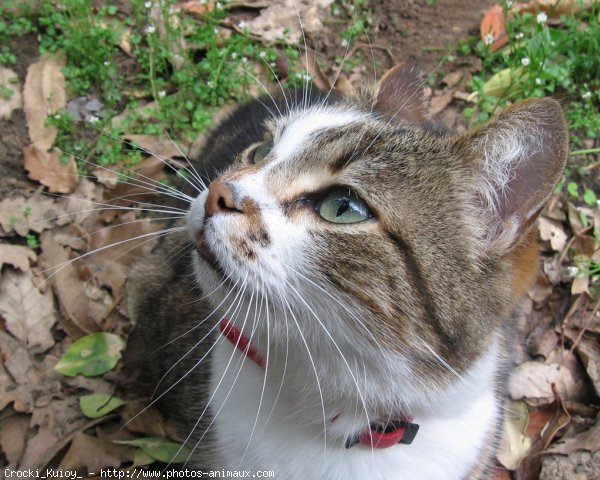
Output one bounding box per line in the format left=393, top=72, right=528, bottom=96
left=195, top=230, right=221, bottom=271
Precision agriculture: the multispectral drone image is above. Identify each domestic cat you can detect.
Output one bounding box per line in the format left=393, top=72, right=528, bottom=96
left=125, top=63, right=569, bottom=479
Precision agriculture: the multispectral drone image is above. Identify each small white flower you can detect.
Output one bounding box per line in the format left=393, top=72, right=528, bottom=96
left=341, top=38, right=349, bottom=48
left=144, top=1, right=152, bottom=8
left=515, top=32, right=524, bottom=39
left=582, top=91, right=592, bottom=99
left=145, top=24, right=156, bottom=34
left=505, top=0, right=513, bottom=7
left=535, top=78, right=542, bottom=85
left=521, top=57, right=531, bottom=66
left=207, top=81, right=214, bottom=88
left=536, top=12, right=547, bottom=24
left=88, top=115, right=100, bottom=124
left=231, top=52, right=238, bottom=59
left=332, top=6, right=340, bottom=15
left=216, top=2, right=223, bottom=9
left=200, top=0, right=207, bottom=4
left=158, top=90, right=166, bottom=98
left=103, top=60, right=110, bottom=66
left=54, top=113, right=61, bottom=120
left=484, top=33, right=495, bottom=45
left=241, top=56, right=248, bottom=63
left=259, top=51, right=266, bottom=59
left=238, top=21, right=247, bottom=29
left=567, top=266, right=579, bottom=278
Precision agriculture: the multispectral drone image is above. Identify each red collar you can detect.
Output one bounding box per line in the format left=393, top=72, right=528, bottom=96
left=219, top=318, right=419, bottom=448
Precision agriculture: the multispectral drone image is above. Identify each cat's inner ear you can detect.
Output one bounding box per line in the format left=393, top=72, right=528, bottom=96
left=373, top=62, right=428, bottom=126
left=457, top=98, right=569, bottom=254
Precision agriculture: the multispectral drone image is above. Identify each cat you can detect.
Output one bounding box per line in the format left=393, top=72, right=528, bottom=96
left=125, top=62, right=569, bottom=479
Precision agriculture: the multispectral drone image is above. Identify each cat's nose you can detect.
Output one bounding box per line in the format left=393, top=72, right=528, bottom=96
left=205, top=179, right=239, bottom=216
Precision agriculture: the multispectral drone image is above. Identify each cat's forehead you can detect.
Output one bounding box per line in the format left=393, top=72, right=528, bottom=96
left=270, top=105, right=371, bottom=162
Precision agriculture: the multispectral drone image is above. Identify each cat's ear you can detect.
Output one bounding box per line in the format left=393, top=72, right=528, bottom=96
left=457, top=98, right=569, bottom=254
left=374, top=63, right=427, bottom=126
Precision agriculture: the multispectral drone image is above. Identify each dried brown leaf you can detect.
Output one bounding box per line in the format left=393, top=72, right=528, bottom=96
left=497, top=400, right=532, bottom=469
left=429, top=89, right=454, bottom=116
left=0, top=195, right=65, bottom=237
left=120, top=401, right=168, bottom=437
left=538, top=216, right=567, bottom=252
left=100, top=156, right=167, bottom=222
left=124, top=134, right=186, bottom=161
left=23, top=52, right=67, bottom=150
left=24, top=145, right=78, bottom=194
left=0, top=270, right=56, bottom=353
left=39, top=232, right=99, bottom=336
left=60, top=431, right=136, bottom=471
left=0, top=244, right=36, bottom=272
left=480, top=4, right=508, bottom=52
left=0, top=413, right=29, bottom=468
left=571, top=275, right=590, bottom=296
left=245, top=0, right=334, bottom=43
left=80, top=212, right=165, bottom=296
left=513, top=0, right=594, bottom=16
left=547, top=421, right=600, bottom=454
left=509, top=356, right=588, bottom=406
left=0, top=67, right=22, bottom=120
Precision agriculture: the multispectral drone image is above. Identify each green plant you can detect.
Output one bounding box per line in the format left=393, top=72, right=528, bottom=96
left=466, top=2, right=600, bottom=139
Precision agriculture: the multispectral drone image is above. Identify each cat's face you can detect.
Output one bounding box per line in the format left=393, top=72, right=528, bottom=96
left=186, top=65, right=568, bottom=406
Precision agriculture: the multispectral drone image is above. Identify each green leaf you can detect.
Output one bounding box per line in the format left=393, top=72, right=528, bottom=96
left=114, top=437, right=191, bottom=463
left=54, top=333, right=126, bottom=377
left=567, top=182, right=579, bottom=197
left=79, top=393, right=125, bottom=418
left=583, top=189, right=597, bottom=206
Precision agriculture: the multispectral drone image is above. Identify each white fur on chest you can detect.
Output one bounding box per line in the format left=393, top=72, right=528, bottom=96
left=208, top=338, right=499, bottom=480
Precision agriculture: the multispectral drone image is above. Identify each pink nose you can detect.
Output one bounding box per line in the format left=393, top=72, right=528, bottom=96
left=205, top=180, right=238, bottom=216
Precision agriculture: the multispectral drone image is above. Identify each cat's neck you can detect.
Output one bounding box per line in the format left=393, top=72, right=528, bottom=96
left=209, top=320, right=501, bottom=479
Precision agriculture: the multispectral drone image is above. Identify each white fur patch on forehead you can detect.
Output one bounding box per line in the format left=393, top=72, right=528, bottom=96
left=272, top=106, right=368, bottom=163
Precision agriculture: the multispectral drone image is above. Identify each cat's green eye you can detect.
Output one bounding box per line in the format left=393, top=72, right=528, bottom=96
left=252, top=140, right=274, bottom=164
left=318, top=190, right=372, bottom=224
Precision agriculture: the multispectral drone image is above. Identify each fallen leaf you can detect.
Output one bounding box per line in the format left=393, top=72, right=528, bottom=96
left=0, top=269, right=57, bottom=353
left=80, top=393, right=125, bottom=418
left=509, top=358, right=587, bottom=406
left=54, top=332, right=126, bottom=377
left=0, top=194, right=66, bottom=237
left=60, top=431, right=136, bottom=471
left=547, top=421, right=600, bottom=454
left=571, top=275, right=590, bottom=296
left=538, top=216, right=568, bottom=252
left=179, top=0, right=215, bottom=19
left=23, top=52, right=67, bottom=150
left=20, top=397, right=87, bottom=469
left=0, top=244, right=36, bottom=272
left=513, top=0, right=594, bottom=16
left=114, top=437, right=190, bottom=463
left=39, top=232, right=99, bottom=336
left=24, top=145, right=78, bottom=194
left=480, top=4, right=508, bottom=52
left=429, top=89, right=454, bottom=116
left=81, top=212, right=165, bottom=295
left=441, top=70, right=464, bottom=88
left=497, top=400, right=532, bottom=469
left=0, top=67, right=22, bottom=120
left=120, top=402, right=168, bottom=438
left=124, top=134, right=186, bottom=161
left=245, top=0, right=335, bottom=43
left=0, top=413, right=29, bottom=468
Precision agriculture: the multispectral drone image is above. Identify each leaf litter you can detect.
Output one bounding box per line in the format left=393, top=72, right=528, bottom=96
left=0, top=1, right=599, bottom=477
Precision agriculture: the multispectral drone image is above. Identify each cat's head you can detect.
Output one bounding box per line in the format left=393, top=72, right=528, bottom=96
left=187, top=64, right=568, bottom=401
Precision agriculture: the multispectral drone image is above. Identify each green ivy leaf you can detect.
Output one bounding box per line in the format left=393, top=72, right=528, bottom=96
left=54, top=333, right=125, bottom=377
left=79, top=393, right=125, bottom=418
left=583, top=189, right=597, bottom=206
left=567, top=182, right=579, bottom=197
left=114, top=437, right=191, bottom=463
